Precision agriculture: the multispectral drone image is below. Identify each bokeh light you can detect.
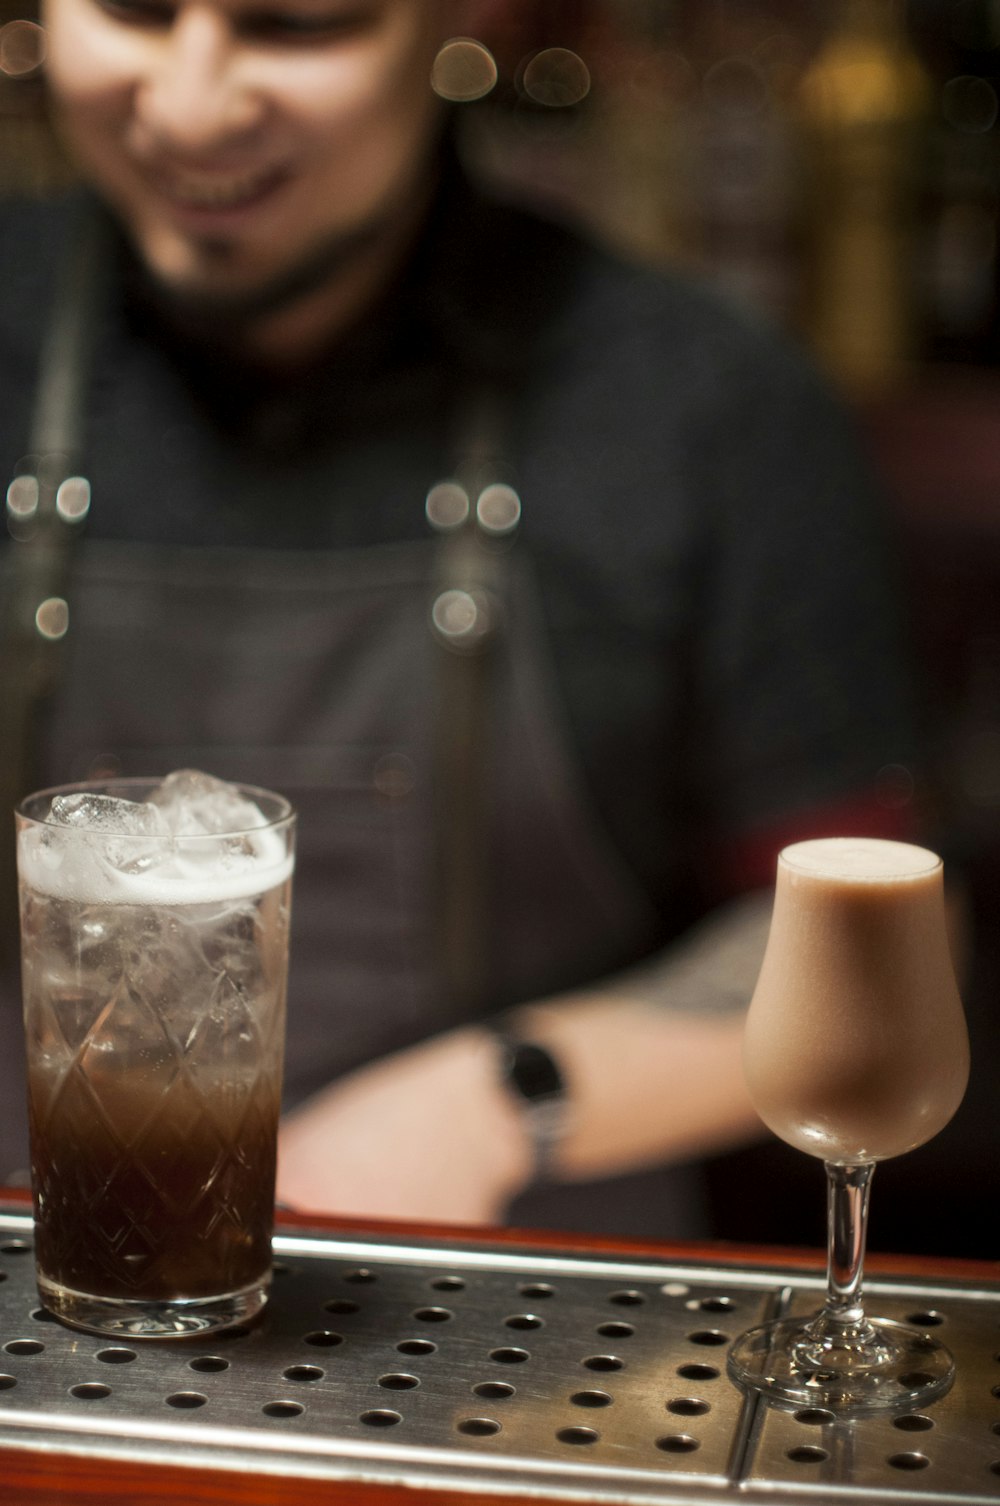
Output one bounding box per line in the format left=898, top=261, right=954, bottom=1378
left=476, top=483, right=521, bottom=536
left=56, top=476, right=92, bottom=523
left=519, top=48, right=591, bottom=109
left=0, top=19, right=46, bottom=79
left=425, top=481, right=470, bottom=531
left=942, top=74, right=999, bottom=135
left=431, top=38, right=498, bottom=104
left=35, top=596, right=68, bottom=641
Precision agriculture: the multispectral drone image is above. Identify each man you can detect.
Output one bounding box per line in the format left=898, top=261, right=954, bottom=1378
left=0, top=0, right=916, bottom=1235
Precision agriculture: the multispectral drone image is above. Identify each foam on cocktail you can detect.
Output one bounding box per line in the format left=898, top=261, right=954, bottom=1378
left=19, top=771, right=293, bottom=906
left=780, top=837, right=940, bottom=881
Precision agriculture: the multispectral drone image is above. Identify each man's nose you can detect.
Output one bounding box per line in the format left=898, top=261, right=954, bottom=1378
left=134, top=8, right=262, bottom=154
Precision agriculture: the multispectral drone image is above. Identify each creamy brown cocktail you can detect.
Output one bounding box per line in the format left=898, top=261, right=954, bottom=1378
left=743, top=837, right=969, bottom=1164
left=729, top=836, right=969, bottom=1413
left=17, top=772, right=295, bottom=1338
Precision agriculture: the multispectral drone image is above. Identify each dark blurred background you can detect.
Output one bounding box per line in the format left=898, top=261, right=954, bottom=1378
left=464, top=0, right=1000, bottom=1262
left=3, top=0, right=999, bottom=1257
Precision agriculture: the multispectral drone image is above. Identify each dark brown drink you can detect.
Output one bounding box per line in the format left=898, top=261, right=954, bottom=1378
left=29, top=1055, right=281, bottom=1303
left=17, top=774, right=294, bottom=1337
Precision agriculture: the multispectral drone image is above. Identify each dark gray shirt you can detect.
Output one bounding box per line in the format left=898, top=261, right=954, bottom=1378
left=0, top=168, right=917, bottom=1217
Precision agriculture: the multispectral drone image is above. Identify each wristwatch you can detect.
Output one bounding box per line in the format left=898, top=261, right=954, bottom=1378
left=490, top=1027, right=568, bottom=1182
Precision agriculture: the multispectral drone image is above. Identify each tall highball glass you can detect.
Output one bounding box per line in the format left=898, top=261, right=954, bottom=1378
left=17, top=773, right=295, bottom=1339
left=727, top=837, right=969, bottom=1412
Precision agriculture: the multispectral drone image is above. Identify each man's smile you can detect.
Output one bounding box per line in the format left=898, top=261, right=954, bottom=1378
left=144, top=160, right=290, bottom=215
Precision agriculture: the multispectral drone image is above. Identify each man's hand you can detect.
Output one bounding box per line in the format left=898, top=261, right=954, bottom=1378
left=277, top=1028, right=534, bottom=1225
left=276, top=896, right=771, bottom=1225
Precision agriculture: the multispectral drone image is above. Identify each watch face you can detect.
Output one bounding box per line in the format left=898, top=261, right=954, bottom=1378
left=506, top=1040, right=565, bottom=1103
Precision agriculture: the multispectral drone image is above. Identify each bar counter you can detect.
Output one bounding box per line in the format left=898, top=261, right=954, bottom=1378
left=1, top=1186, right=998, bottom=1506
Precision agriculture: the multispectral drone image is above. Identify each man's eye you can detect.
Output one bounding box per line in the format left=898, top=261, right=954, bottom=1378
left=96, top=0, right=176, bottom=25
left=239, top=9, right=377, bottom=41
left=90, top=0, right=379, bottom=38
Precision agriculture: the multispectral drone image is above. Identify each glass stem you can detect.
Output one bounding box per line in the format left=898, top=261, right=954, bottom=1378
left=819, top=1160, right=875, bottom=1332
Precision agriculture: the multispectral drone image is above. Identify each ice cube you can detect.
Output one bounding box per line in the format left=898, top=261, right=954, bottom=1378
left=150, top=770, right=268, bottom=836
left=47, top=793, right=167, bottom=836
left=46, top=793, right=172, bottom=878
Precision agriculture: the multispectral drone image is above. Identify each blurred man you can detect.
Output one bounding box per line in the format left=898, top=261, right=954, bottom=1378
left=0, top=0, right=916, bottom=1235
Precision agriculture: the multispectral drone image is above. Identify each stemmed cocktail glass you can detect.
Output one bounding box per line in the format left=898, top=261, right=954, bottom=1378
left=727, top=837, right=969, bottom=1413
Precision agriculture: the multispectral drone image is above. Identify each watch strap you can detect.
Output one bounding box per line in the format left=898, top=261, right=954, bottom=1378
left=489, top=1028, right=568, bottom=1181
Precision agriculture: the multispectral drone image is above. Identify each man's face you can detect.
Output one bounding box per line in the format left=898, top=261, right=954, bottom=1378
left=41, top=0, right=475, bottom=307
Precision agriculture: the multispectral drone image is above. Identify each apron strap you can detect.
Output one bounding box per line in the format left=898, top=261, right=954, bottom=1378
left=428, top=391, right=521, bottom=1016
left=0, top=201, right=106, bottom=955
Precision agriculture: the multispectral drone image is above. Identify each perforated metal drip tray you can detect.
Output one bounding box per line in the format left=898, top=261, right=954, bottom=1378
left=1, top=1213, right=1000, bottom=1506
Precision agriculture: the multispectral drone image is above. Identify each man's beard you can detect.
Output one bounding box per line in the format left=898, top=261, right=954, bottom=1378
left=134, top=212, right=395, bottom=334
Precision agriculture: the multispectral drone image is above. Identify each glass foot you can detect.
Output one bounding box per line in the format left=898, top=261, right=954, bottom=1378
left=37, top=1275, right=269, bottom=1339
left=728, top=1315, right=955, bottom=1413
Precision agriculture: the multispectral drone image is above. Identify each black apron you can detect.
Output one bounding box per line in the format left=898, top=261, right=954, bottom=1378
left=1, top=525, right=711, bottom=1236
left=0, top=214, right=710, bottom=1239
